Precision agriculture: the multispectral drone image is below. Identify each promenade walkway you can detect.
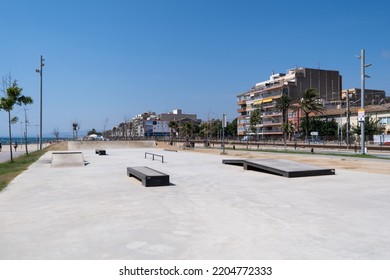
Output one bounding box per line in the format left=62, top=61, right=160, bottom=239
left=0, top=144, right=40, bottom=163
left=0, top=146, right=389, bottom=259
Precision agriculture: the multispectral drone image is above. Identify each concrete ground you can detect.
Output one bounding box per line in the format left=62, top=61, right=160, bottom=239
left=0, top=146, right=389, bottom=260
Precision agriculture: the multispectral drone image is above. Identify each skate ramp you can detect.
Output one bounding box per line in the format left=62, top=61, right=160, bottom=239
left=51, top=152, right=85, bottom=167
left=223, top=158, right=335, bottom=177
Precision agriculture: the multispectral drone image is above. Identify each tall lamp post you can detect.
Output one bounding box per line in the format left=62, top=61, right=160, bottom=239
left=222, top=114, right=227, bottom=154
left=36, top=55, right=45, bottom=150
left=357, top=49, right=371, bottom=155
left=346, top=89, right=351, bottom=148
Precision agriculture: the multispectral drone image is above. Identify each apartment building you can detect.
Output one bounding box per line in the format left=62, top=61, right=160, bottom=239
left=130, top=109, right=199, bottom=138
left=237, top=67, right=342, bottom=138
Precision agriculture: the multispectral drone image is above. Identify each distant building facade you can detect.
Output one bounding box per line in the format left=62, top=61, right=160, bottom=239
left=160, top=109, right=199, bottom=123
left=129, top=109, right=199, bottom=138
left=341, top=88, right=386, bottom=107
left=237, top=67, right=342, bottom=138
left=321, top=103, right=390, bottom=137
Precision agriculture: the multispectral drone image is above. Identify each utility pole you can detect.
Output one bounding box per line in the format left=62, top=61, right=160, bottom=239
left=357, top=49, right=371, bottom=155
left=36, top=55, right=45, bottom=150
left=222, top=114, right=227, bottom=154
left=346, top=90, right=351, bottom=149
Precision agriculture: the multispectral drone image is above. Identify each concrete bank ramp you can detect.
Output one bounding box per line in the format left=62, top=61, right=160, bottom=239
left=51, top=152, right=85, bottom=167
left=223, top=158, right=335, bottom=177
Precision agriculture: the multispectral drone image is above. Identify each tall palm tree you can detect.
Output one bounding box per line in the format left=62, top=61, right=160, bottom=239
left=168, top=121, right=179, bottom=139
left=275, top=94, right=292, bottom=148
left=0, top=80, right=33, bottom=161
left=72, top=121, right=80, bottom=140
left=297, top=88, right=325, bottom=140
left=181, top=122, right=194, bottom=139
left=250, top=105, right=262, bottom=140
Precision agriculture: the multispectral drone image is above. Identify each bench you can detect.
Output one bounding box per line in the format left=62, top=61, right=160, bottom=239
left=127, top=166, right=170, bottom=187
left=95, top=149, right=106, bottom=155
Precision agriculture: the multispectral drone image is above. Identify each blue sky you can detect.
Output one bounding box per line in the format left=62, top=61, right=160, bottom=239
left=1, top=0, right=389, bottom=137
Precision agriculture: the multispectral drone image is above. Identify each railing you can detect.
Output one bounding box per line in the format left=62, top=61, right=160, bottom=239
left=145, top=152, right=164, bottom=163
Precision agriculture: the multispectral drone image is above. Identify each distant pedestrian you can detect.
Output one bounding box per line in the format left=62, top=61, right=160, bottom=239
left=0, top=142, right=2, bottom=152
left=14, top=142, right=18, bottom=152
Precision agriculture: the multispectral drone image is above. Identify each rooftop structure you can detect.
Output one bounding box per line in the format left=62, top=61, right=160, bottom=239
left=159, top=109, right=199, bottom=123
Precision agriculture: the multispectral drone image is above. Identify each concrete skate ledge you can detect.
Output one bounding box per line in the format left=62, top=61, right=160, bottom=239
left=51, top=151, right=85, bottom=167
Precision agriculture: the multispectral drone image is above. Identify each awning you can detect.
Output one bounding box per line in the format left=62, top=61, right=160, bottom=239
left=253, top=98, right=273, bottom=105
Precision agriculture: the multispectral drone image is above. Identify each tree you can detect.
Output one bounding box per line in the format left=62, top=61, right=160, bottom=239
left=297, top=88, right=325, bottom=140
left=281, top=121, right=294, bottom=141
left=275, top=94, right=292, bottom=149
left=181, top=122, right=199, bottom=139
left=321, top=118, right=338, bottom=139
left=299, top=117, right=338, bottom=140
left=53, top=128, right=60, bottom=140
left=249, top=106, right=262, bottom=139
left=0, top=80, right=33, bottom=161
left=72, top=121, right=80, bottom=140
left=168, top=121, right=179, bottom=139
left=351, top=115, right=385, bottom=141
left=208, top=119, right=222, bottom=139
left=198, top=122, right=209, bottom=138
left=226, top=118, right=237, bottom=138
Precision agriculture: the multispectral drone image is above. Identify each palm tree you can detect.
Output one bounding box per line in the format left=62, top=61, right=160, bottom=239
left=72, top=121, right=80, bottom=140
left=181, top=122, right=194, bottom=139
left=0, top=80, right=33, bottom=161
left=275, top=94, right=292, bottom=148
left=297, top=88, right=325, bottom=140
left=168, top=121, right=179, bottom=140
left=250, top=105, right=262, bottom=140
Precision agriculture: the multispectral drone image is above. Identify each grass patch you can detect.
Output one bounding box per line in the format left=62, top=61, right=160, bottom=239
left=0, top=142, right=67, bottom=192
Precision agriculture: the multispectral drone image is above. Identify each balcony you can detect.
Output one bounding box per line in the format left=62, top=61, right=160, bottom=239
left=261, top=121, right=282, bottom=127
left=262, top=111, right=282, bottom=117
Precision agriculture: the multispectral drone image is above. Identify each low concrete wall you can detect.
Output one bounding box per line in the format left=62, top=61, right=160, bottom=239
left=68, top=140, right=156, bottom=150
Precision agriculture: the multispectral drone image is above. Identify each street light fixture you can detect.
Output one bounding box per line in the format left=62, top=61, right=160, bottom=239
left=35, top=55, right=45, bottom=150
left=357, top=49, right=371, bottom=155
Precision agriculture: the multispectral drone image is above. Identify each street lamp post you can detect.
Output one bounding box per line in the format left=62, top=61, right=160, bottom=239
left=36, top=55, right=45, bottom=150
left=222, top=114, right=227, bottom=154
left=20, top=121, right=23, bottom=144
left=357, top=49, right=371, bottom=155
left=346, top=90, right=351, bottom=148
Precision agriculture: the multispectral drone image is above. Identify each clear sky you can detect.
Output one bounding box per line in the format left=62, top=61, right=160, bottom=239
left=1, top=0, right=389, bottom=137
